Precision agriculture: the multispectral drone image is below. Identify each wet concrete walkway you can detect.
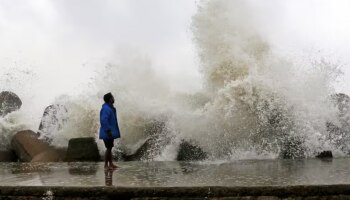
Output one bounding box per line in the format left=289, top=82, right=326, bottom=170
left=1, top=158, right=350, bottom=199
left=1, top=158, right=350, bottom=187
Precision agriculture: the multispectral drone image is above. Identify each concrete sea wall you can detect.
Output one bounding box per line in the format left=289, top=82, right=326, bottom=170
left=2, top=185, right=350, bottom=199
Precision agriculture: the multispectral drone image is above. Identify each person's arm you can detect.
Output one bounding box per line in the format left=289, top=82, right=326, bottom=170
left=115, top=114, right=121, bottom=136
left=100, top=107, right=112, bottom=137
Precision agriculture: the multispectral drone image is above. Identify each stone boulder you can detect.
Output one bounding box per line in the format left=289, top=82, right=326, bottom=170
left=65, top=137, right=100, bottom=162
left=38, top=104, right=68, bottom=143
left=0, top=150, right=17, bottom=162
left=122, top=120, right=171, bottom=161
left=119, top=119, right=209, bottom=162
left=316, top=150, right=333, bottom=159
left=177, top=140, right=208, bottom=161
left=0, top=91, right=22, bottom=116
left=11, top=130, right=64, bottom=162
left=123, top=138, right=152, bottom=161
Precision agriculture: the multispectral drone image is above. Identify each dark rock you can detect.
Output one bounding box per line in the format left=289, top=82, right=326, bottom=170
left=0, top=91, right=22, bottom=116
left=123, top=138, right=152, bottom=161
left=123, top=122, right=208, bottom=162
left=316, top=150, right=333, bottom=159
left=65, top=137, right=100, bottom=162
left=122, top=120, right=171, bottom=161
left=177, top=140, right=208, bottom=161
left=0, top=150, right=17, bottom=162
left=38, top=104, right=68, bottom=143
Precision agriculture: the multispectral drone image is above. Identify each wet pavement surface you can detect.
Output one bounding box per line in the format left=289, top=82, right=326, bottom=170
left=0, top=158, right=350, bottom=187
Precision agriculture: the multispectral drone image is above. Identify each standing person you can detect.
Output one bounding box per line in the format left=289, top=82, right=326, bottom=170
left=100, top=92, right=121, bottom=169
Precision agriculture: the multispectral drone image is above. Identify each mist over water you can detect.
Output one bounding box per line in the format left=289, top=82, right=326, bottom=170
left=1, top=0, right=349, bottom=160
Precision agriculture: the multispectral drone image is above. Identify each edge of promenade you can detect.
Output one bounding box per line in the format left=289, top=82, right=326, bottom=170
left=2, top=184, right=350, bottom=199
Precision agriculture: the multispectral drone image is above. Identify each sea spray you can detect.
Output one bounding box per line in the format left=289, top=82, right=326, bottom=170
left=188, top=0, right=343, bottom=158
left=28, top=0, right=347, bottom=160
left=0, top=0, right=348, bottom=161
left=43, top=51, right=177, bottom=159
left=0, top=112, right=27, bottom=150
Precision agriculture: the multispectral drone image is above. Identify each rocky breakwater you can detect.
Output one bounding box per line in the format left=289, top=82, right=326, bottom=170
left=0, top=96, right=67, bottom=162
left=120, top=119, right=208, bottom=161
left=10, top=103, right=100, bottom=162
left=0, top=102, right=100, bottom=163
left=37, top=104, right=100, bottom=162
left=1, top=90, right=344, bottom=163
left=10, top=130, right=100, bottom=162
left=0, top=91, right=209, bottom=163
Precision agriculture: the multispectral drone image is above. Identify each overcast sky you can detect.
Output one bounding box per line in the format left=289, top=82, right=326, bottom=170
left=0, top=0, right=199, bottom=106
left=1, top=0, right=350, bottom=108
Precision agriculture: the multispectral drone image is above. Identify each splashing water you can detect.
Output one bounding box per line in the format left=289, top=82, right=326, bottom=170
left=186, top=0, right=344, bottom=159
left=0, top=112, right=27, bottom=150
left=0, top=0, right=348, bottom=161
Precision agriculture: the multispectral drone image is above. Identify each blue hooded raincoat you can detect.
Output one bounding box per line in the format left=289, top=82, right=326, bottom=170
left=99, top=103, right=121, bottom=140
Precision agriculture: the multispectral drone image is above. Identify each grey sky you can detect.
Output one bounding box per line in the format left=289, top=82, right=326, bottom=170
left=1, top=0, right=350, bottom=109
left=0, top=0, right=200, bottom=112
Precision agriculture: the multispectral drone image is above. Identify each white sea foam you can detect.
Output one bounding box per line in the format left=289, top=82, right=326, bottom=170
left=0, top=0, right=347, bottom=161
